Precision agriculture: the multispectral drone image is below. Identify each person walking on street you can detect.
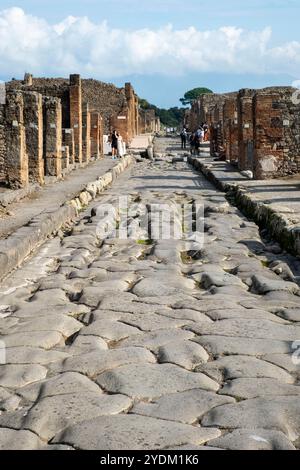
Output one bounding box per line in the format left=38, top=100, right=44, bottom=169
left=180, top=127, right=187, bottom=149
left=190, top=132, right=196, bottom=155
left=111, top=130, right=118, bottom=159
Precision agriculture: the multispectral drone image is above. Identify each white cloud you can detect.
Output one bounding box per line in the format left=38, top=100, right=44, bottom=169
left=0, top=7, right=299, bottom=79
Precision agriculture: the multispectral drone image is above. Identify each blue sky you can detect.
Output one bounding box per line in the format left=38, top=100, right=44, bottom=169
left=0, top=1, right=299, bottom=107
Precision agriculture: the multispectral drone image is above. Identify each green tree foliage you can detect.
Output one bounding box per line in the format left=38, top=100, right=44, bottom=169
left=180, top=87, right=213, bottom=106
left=139, top=98, right=186, bottom=127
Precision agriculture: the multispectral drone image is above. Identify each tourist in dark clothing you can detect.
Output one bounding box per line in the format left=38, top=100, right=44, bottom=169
left=180, top=128, right=187, bottom=149
left=111, top=130, right=118, bottom=159
left=190, top=133, right=196, bottom=155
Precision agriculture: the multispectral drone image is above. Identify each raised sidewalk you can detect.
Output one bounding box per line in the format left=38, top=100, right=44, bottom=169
left=188, top=155, right=300, bottom=257
left=0, top=154, right=135, bottom=281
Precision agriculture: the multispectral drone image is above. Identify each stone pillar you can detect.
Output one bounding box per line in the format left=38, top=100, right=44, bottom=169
left=237, top=89, right=255, bottom=171
left=23, top=91, right=44, bottom=185
left=99, top=115, right=104, bottom=157
left=82, top=102, right=91, bottom=164
left=43, top=97, right=62, bottom=177
left=125, top=82, right=135, bottom=141
left=5, top=91, right=28, bottom=189
left=90, top=112, right=100, bottom=159
left=63, top=129, right=75, bottom=165
left=69, top=74, right=82, bottom=164
left=61, top=146, right=70, bottom=172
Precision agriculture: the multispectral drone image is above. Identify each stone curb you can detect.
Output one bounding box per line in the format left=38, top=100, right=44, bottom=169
left=0, top=155, right=134, bottom=282
left=188, top=156, right=300, bottom=256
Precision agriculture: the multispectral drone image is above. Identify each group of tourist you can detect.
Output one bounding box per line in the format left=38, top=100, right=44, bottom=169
left=110, top=130, right=125, bottom=159
left=180, top=123, right=209, bottom=155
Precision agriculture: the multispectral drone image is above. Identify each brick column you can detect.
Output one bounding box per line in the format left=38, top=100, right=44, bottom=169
left=63, top=129, right=75, bottom=165
left=43, top=97, right=62, bottom=177
left=23, top=91, right=44, bottom=185
left=237, top=89, right=255, bottom=171
left=223, top=97, right=238, bottom=163
left=82, top=102, right=91, bottom=164
left=5, top=91, right=28, bottom=189
left=90, top=112, right=100, bottom=159
left=69, top=74, right=82, bottom=164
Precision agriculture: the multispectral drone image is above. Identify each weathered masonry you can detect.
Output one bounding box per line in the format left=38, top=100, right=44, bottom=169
left=186, top=86, right=300, bottom=180
left=1, top=74, right=157, bottom=189
left=109, top=83, right=139, bottom=145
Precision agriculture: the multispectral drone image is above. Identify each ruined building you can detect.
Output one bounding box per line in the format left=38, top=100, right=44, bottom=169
left=186, top=87, right=300, bottom=179
left=1, top=73, right=158, bottom=189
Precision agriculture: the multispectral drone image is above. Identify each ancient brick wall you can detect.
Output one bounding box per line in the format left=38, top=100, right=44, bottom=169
left=6, top=78, right=70, bottom=128
left=43, top=97, right=62, bottom=177
left=237, top=89, right=256, bottom=171
left=82, top=103, right=91, bottom=164
left=253, top=87, right=300, bottom=179
left=90, top=112, right=101, bottom=159
left=62, top=129, right=75, bottom=165
left=223, top=96, right=238, bottom=164
left=5, top=91, right=28, bottom=188
left=70, top=75, right=82, bottom=163
left=23, top=91, right=44, bottom=185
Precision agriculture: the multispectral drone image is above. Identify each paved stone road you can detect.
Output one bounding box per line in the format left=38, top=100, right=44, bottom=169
left=0, top=138, right=299, bottom=450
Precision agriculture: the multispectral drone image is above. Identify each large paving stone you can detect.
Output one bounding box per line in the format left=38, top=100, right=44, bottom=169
left=21, top=393, right=132, bottom=441
left=220, top=378, right=300, bottom=399
left=55, top=347, right=156, bottom=377
left=9, top=314, right=82, bottom=337
left=172, top=299, right=239, bottom=313
left=208, top=429, right=296, bottom=450
left=251, top=275, right=300, bottom=295
left=277, top=308, right=300, bottom=322
left=3, top=331, right=63, bottom=349
left=202, top=396, right=300, bottom=441
left=159, top=308, right=213, bottom=323
left=0, top=364, right=47, bottom=388
left=120, top=329, right=195, bottom=350
left=79, top=319, right=141, bottom=341
left=11, top=302, right=90, bottom=319
left=132, top=276, right=195, bottom=297
left=194, top=335, right=291, bottom=356
left=187, top=318, right=300, bottom=341
left=5, top=347, right=70, bottom=365
left=197, top=356, right=294, bottom=384
left=0, top=428, right=44, bottom=450
left=96, top=363, right=219, bottom=399
left=117, top=313, right=188, bottom=331
left=68, top=335, right=108, bottom=354
left=158, top=341, right=209, bottom=370
left=53, top=414, right=221, bottom=450
left=262, top=354, right=300, bottom=377
left=132, top=389, right=235, bottom=424
left=80, top=283, right=131, bottom=307
left=28, top=289, right=70, bottom=306
left=18, top=372, right=102, bottom=401
left=194, top=270, right=247, bottom=290
left=206, top=308, right=288, bottom=324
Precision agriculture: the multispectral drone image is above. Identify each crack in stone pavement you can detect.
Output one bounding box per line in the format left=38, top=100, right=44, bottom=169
left=0, top=137, right=300, bottom=450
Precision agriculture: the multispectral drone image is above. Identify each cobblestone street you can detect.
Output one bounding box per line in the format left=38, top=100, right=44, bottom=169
left=0, top=138, right=300, bottom=450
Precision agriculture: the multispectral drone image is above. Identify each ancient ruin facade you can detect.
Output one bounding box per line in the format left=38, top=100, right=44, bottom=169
left=109, top=83, right=139, bottom=144
left=1, top=74, right=155, bottom=189
left=189, top=87, right=300, bottom=180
